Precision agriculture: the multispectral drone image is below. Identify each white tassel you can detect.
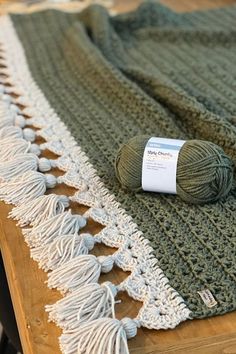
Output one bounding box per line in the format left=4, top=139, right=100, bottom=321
left=0, top=154, right=37, bottom=181
left=0, top=105, right=8, bottom=116
left=45, top=282, right=118, bottom=330
left=23, top=210, right=87, bottom=248
left=0, top=126, right=24, bottom=139
left=30, top=233, right=96, bottom=271
left=0, top=94, right=24, bottom=115
left=0, top=96, right=8, bottom=105
left=0, top=154, right=56, bottom=182
left=0, top=171, right=57, bottom=205
left=0, top=154, right=36, bottom=181
left=9, top=194, right=70, bottom=227
left=47, top=255, right=114, bottom=293
left=0, top=102, right=12, bottom=117
left=0, top=138, right=40, bottom=161
left=59, top=317, right=140, bottom=354
left=0, top=126, right=36, bottom=141
left=0, top=137, right=30, bottom=156
left=0, top=112, right=26, bottom=129
left=0, top=93, right=13, bottom=104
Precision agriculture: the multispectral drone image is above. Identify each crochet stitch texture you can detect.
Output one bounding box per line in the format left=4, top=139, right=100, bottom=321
left=8, top=1, right=236, bottom=318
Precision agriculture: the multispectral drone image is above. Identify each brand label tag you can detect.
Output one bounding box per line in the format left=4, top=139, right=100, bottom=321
left=142, top=137, right=186, bottom=194
left=197, top=289, right=217, bottom=308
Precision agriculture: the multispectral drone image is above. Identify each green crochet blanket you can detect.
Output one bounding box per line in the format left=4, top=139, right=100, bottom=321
left=0, top=1, right=236, bottom=352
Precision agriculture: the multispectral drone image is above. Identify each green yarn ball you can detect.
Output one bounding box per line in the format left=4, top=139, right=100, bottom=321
left=115, top=135, right=234, bottom=204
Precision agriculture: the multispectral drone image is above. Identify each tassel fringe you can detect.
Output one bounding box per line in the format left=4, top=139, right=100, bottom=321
left=0, top=138, right=40, bottom=161
left=0, top=153, right=39, bottom=181
left=23, top=210, right=87, bottom=247
left=30, top=232, right=96, bottom=271
left=0, top=138, right=30, bottom=160
left=47, top=255, right=114, bottom=293
left=0, top=171, right=57, bottom=205
left=0, top=111, right=26, bottom=129
left=45, top=281, right=118, bottom=329
left=59, top=317, right=140, bottom=354
left=0, top=126, right=36, bottom=141
left=9, top=194, right=70, bottom=227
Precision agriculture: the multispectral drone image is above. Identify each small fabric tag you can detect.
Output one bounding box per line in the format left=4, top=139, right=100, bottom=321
left=142, top=137, right=186, bottom=194
left=197, top=289, right=217, bottom=308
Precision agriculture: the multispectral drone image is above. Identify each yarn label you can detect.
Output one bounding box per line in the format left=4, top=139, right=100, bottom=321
left=197, top=289, right=217, bottom=308
left=142, top=137, right=186, bottom=194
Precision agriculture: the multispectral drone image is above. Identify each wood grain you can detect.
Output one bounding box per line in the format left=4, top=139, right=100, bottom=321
left=0, top=1, right=236, bottom=354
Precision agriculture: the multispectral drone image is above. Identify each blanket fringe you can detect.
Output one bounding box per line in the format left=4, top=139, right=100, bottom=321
left=9, top=194, right=70, bottom=227
left=23, top=210, right=87, bottom=247
left=0, top=171, right=57, bottom=205
left=47, top=255, right=114, bottom=293
left=0, top=138, right=40, bottom=161
left=30, top=232, right=96, bottom=271
left=60, top=317, right=140, bottom=354
left=0, top=126, right=36, bottom=141
left=0, top=154, right=55, bottom=181
left=45, top=281, right=118, bottom=329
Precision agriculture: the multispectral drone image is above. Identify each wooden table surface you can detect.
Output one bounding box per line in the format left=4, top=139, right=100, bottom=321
left=0, top=1, right=236, bottom=354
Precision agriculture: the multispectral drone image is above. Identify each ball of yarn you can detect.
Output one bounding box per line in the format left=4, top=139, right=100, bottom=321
left=115, top=135, right=234, bottom=204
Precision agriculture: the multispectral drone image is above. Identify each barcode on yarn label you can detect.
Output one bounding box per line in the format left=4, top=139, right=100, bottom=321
left=197, top=289, right=217, bottom=308
left=142, top=137, right=186, bottom=194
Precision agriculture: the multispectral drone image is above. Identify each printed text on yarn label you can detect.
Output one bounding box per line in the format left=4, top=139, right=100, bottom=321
left=142, top=137, right=186, bottom=194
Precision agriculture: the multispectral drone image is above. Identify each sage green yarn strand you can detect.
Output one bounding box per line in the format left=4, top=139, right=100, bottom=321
left=115, top=136, right=234, bottom=204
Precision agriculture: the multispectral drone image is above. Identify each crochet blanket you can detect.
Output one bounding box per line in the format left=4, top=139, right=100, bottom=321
left=0, top=2, right=235, bottom=353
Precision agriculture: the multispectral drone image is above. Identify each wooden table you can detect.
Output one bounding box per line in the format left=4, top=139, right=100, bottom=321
left=1, top=1, right=236, bottom=353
